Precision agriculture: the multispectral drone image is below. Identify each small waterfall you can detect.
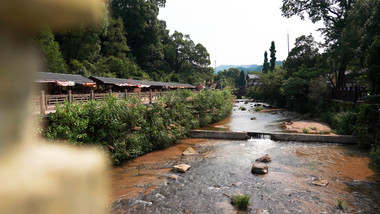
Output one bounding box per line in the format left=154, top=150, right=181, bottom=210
left=248, top=132, right=272, bottom=140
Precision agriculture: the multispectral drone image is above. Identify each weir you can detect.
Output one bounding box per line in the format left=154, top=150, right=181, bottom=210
left=190, top=130, right=357, bottom=144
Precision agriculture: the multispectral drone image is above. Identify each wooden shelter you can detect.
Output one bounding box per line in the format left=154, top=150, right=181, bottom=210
left=35, top=72, right=96, bottom=94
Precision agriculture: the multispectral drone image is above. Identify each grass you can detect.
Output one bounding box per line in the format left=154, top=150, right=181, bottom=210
left=231, top=194, right=251, bottom=211
left=337, top=199, right=344, bottom=210
left=302, top=128, right=310, bottom=134
left=254, top=107, right=263, bottom=112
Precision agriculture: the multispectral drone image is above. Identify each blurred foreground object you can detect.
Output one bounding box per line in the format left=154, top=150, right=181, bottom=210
left=0, top=0, right=109, bottom=213
left=0, top=0, right=104, bottom=33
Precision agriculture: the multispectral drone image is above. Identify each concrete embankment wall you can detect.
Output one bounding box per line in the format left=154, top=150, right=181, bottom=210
left=190, top=130, right=248, bottom=140
left=190, top=130, right=357, bottom=144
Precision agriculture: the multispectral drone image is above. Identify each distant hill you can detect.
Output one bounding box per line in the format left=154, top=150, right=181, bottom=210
left=215, top=61, right=282, bottom=73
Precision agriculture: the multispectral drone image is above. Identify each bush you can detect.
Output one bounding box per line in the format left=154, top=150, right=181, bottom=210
left=371, top=146, right=380, bottom=171
left=254, top=107, right=263, bottom=112
left=231, top=194, right=251, bottom=211
left=331, top=111, right=357, bottom=135
left=302, top=128, right=310, bottom=134
left=45, top=89, right=233, bottom=165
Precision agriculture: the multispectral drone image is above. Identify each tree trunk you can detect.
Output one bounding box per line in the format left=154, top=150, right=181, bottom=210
left=336, top=64, right=347, bottom=88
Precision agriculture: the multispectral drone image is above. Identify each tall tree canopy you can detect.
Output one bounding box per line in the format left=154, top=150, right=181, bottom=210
left=269, top=41, right=277, bottom=71
left=38, top=28, right=67, bottom=74
left=281, top=0, right=355, bottom=87
left=262, top=51, right=269, bottom=73
left=36, top=0, right=214, bottom=85
left=283, top=35, right=320, bottom=77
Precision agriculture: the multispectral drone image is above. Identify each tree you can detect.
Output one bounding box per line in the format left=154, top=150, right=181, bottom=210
left=269, top=41, right=277, bottom=71
left=38, top=28, right=68, bottom=74
left=100, top=17, right=130, bottom=59
left=281, top=0, right=356, bottom=87
left=238, top=70, right=246, bottom=87
left=110, top=0, right=167, bottom=74
left=262, top=51, right=269, bottom=73
left=283, top=35, right=319, bottom=77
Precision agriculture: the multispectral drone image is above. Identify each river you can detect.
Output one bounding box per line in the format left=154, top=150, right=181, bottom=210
left=111, top=100, right=380, bottom=213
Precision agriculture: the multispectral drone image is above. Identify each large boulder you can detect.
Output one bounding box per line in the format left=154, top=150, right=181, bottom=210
left=182, top=147, right=199, bottom=156
left=251, top=164, right=268, bottom=174
left=172, top=164, right=191, bottom=173
left=256, top=154, right=272, bottom=163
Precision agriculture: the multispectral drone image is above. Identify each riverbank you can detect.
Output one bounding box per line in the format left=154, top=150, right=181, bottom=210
left=44, top=89, right=233, bottom=165
left=111, top=100, right=380, bottom=213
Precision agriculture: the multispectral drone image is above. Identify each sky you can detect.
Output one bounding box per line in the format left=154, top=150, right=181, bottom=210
left=158, top=0, right=325, bottom=66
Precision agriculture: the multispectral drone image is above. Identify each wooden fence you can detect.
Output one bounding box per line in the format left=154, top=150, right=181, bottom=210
left=331, top=87, right=369, bottom=102
left=35, top=89, right=169, bottom=115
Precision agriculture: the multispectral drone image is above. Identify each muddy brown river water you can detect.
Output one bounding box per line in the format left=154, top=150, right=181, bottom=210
left=111, top=100, right=380, bottom=213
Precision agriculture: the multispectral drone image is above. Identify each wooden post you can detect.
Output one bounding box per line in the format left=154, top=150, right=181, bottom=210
left=90, top=89, right=94, bottom=100
left=40, top=90, right=46, bottom=115
left=124, top=89, right=128, bottom=100
left=149, top=89, right=153, bottom=104
left=68, top=90, right=72, bottom=103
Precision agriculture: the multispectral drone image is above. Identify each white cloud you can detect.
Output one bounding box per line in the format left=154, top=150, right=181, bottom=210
left=158, top=0, right=324, bottom=66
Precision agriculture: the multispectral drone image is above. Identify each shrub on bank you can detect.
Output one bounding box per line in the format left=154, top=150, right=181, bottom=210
left=45, top=89, right=233, bottom=165
left=371, top=146, right=380, bottom=171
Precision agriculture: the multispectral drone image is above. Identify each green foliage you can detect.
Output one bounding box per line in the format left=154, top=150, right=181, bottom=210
left=302, top=128, right=310, bottom=134
left=238, top=70, right=246, bottom=87
left=36, top=1, right=213, bottom=84
left=331, top=111, right=357, bottom=135
left=45, top=90, right=233, bottom=165
left=240, top=107, right=247, bottom=111
left=231, top=194, right=251, bottom=211
left=38, top=28, right=67, bottom=74
left=370, top=146, right=380, bottom=171
left=254, top=107, right=263, bottom=112
left=214, top=68, right=243, bottom=89
left=262, top=51, right=269, bottom=73
left=269, top=41, right=277, bottom=71
left=337, top=199, right=345, bottom=210
left=247, top=69, right=286, bottom=106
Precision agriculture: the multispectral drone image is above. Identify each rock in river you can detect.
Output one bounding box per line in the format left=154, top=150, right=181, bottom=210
left=182, top=147, right=199, bottom=156
left=172, top=164, right=191, bottom=173
left=251, top=164, right=268, bottom=174
left=168, top=174, right=178, bottom=180
left=256, top=154, right=272, bottom=163
left=312, top=176, right=329, bottom=187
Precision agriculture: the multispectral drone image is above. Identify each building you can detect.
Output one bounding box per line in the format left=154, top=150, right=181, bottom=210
left=89, top=76, right=196, bottom=93
left=246, top=74, right=260, bottom=87
left=35, top=72, right=96, bottom=94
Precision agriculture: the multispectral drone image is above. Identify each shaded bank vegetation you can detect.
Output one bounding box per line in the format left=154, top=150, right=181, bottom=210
left=45, top=90, right=233, bottom=165
left=247, top=0, right=380, bottom=170
left=37, top=0, right=214, bottom=84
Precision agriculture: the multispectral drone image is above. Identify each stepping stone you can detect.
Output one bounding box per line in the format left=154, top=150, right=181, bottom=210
left=172, top=164, right=191, bottom=173
left=256, top=154, right=272, bottom=163
left=182, top=147, right=199, bottom=156
left=251, top=163, right=268, bottom=174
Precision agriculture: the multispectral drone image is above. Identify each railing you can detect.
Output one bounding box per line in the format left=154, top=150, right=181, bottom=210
left=331, top=87, right=369, bottom=102
left=34, top=90, right=172, bottom=115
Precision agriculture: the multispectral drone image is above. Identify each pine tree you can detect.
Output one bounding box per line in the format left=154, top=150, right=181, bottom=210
left=262, top=51, right=269, bottom=73
left=269, top=41, right=276, bottom=71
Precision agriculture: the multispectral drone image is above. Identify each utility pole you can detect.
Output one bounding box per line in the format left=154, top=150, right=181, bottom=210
left=287, top=30, right=290, bottom=56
